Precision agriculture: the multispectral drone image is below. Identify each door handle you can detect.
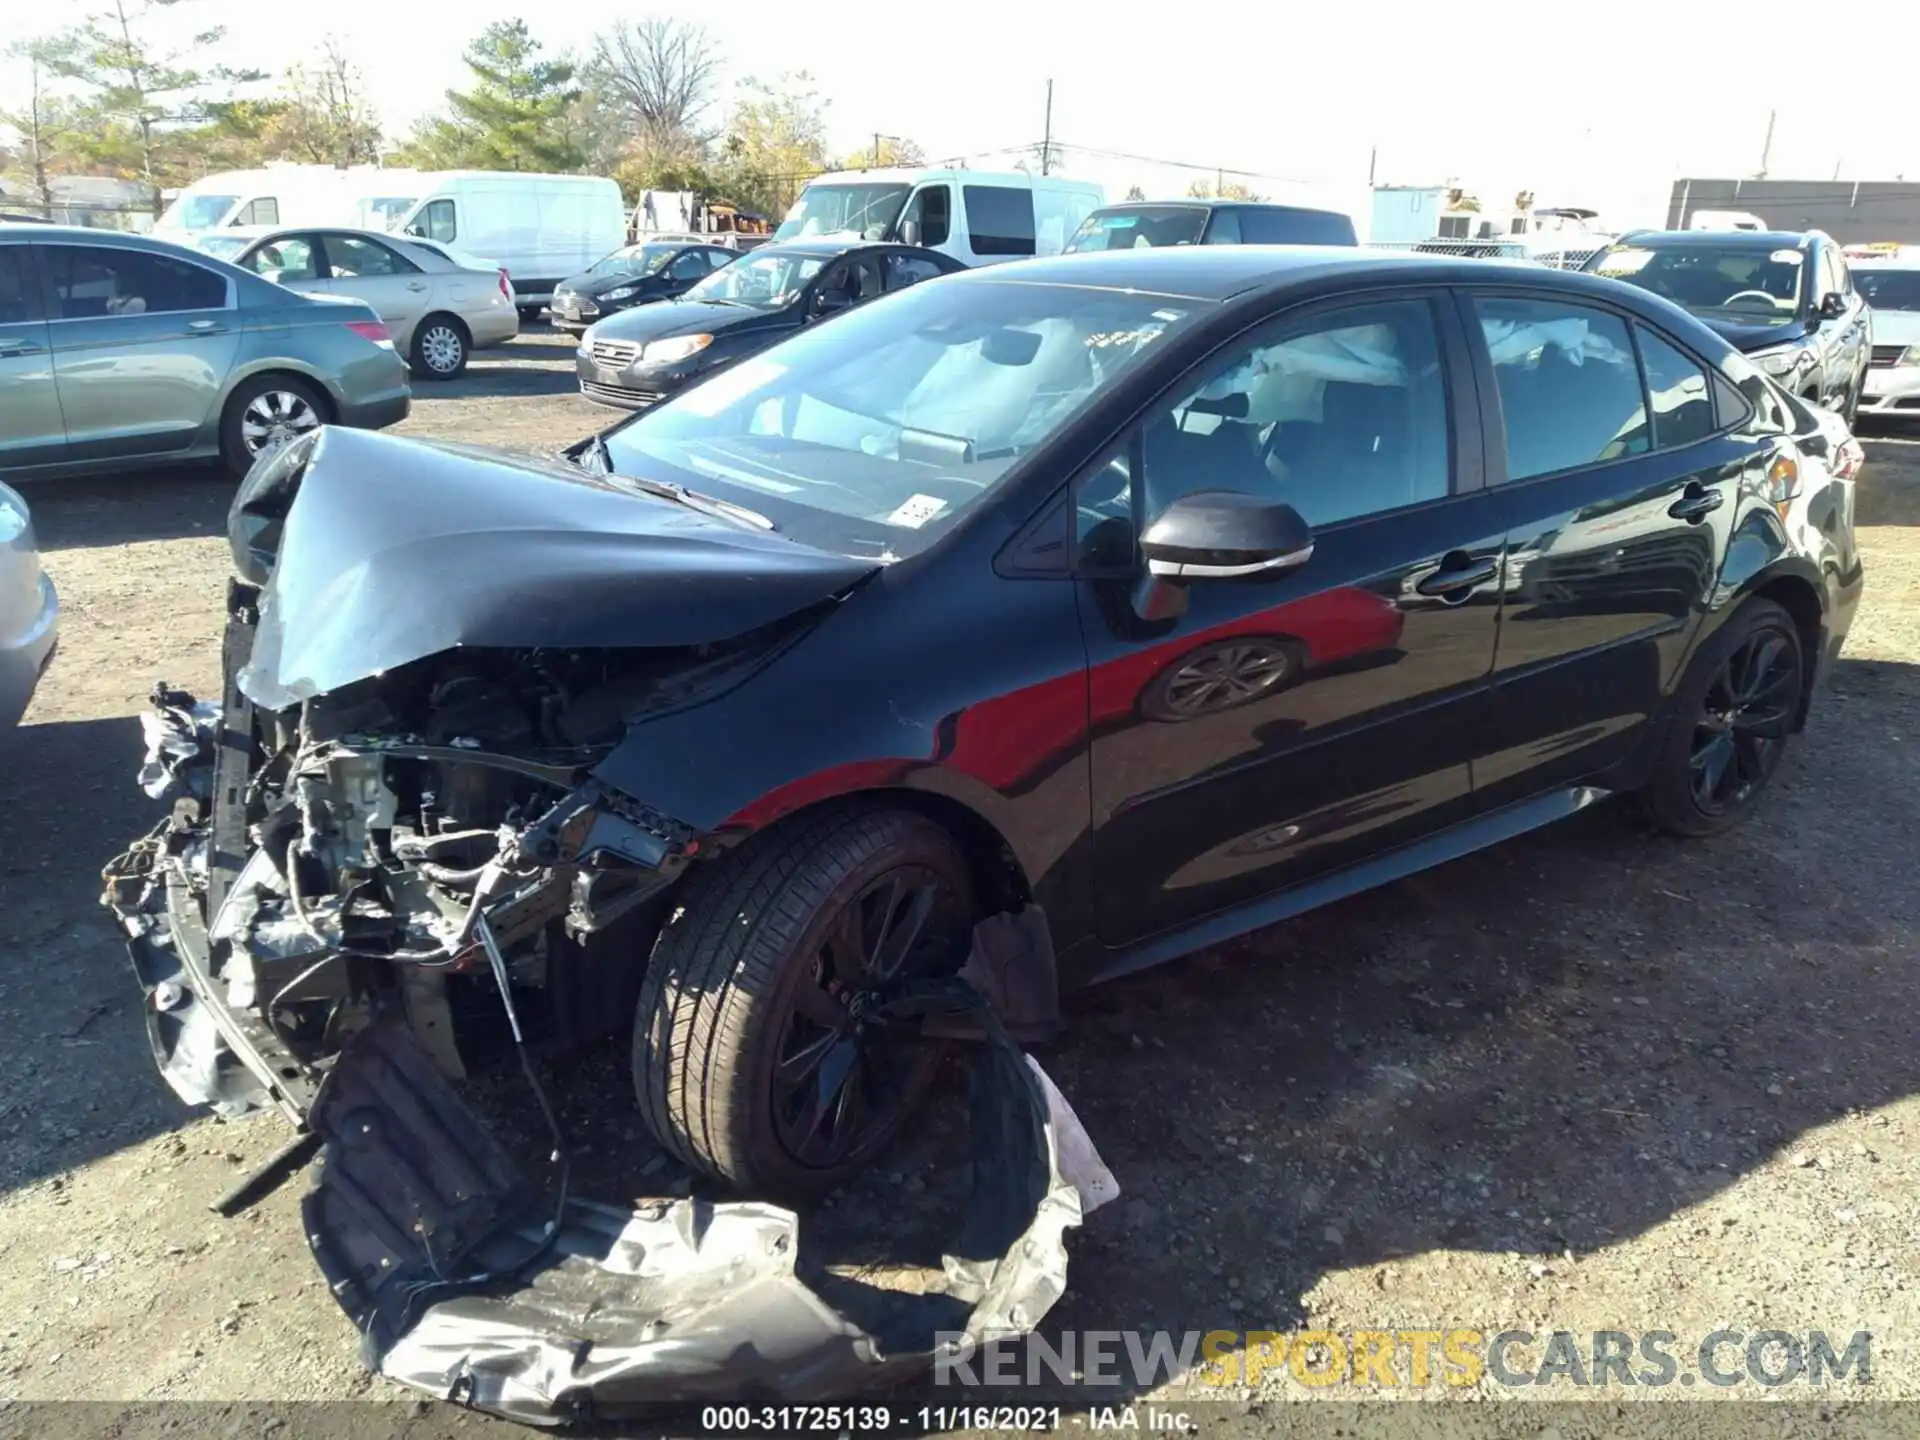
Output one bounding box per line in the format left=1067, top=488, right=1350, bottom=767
left=407, top=282, right=428, bottom=293
left=1669, top=486, right=1724, bottom=523
left=1414, top=553, right=1499, bottom=598
left=187, top=319, right=228, bottom=334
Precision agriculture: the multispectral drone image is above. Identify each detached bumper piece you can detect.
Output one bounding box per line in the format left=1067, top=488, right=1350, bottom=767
left=305, top=997, right=1113, bottom=1425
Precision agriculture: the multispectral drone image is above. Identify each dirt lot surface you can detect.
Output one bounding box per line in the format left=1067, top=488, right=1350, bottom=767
left=2, top=328, right=1917, bottom=1423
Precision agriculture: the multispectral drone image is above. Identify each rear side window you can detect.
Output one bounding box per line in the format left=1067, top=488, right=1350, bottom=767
left=0, top=248, right=29, bottom=324
left=323, top=235, right=413, bottom=278
left=1635, top=327, right=1718, bottom=450
left=1475, top=295, right=1648, bottom=480
left=42, top=245, right=226, bottom=319
left=962, top=186, right=1036, bottom=257
left=1239, top=207, right=1358, bottom=246
left=1205, top=208, right=1243, bottom=244
left=884, top=252, right=945, bottom=289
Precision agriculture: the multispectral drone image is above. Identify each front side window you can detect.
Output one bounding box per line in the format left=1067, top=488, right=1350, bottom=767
left=1475, top=295, right=1647, bottom=481
left=884, top=252, right=945, bottom=289
left=591, top=244, right=678, bottom=277
left=1205, top=209, right=1242, bottom=245
left=242, top=236, right=319, bottom=282
left=323, top=235, right=411, bottom=279
left=601, top=276, right=1201, bottom=560
left=411, top=199, right=456, bottom=243
left=899, top=185, right=951, bottom=247
left=684, top=250, right=827, bottom=308
left=1124, top=298, right=1453, bottom=534
left=1636, top=326, right=1718, bottom=451
left=1590, top=243, right=1805, bottom=325
left=237, top=198, right=280, bottom=227
left=963, top=186, right=1036, bottom=257
left=669, top=250, right=712, bottom=281
left=43, top=245, right=226, bottom=318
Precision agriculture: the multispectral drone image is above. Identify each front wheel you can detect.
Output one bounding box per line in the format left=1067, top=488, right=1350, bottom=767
left=1639, top=597, right=1805, bottom=837
left=633, top=807, right=978, bottom=1194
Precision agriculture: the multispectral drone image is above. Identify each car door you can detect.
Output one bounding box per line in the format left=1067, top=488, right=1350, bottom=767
left=1823, top=247, right=1869, bottom=405
left=807, top=255, right=884, bottom=320
left=41, top=241, right=240, bottom=462
left=1463, top=289, right=1746, bottom=807
left=0, top=243, right=66, bottom=471
left=311, top=233, right=430, bottom=342
left=1079, top=291, right=1505, bottom=947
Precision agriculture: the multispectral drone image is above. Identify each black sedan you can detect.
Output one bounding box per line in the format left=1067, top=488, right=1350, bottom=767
left=546, top=239, right=737, bottom=332
left=111, top=248, right=1862, bottom=1214
left=574, top=238, right=964, bottom=410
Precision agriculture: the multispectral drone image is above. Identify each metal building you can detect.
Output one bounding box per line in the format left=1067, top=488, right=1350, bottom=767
left=1668, top=179, right=1920, bottom=243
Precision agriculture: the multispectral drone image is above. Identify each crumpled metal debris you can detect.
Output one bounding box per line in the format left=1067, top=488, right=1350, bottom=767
left=136, top=690, right=219, bottom=800
left=303, top=993, right=1113, bottom=1425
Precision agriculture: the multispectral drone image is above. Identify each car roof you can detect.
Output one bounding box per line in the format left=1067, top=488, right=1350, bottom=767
left=0, top=223, right=177, bottom=249
left=1094, top=198, right=1343, bottom=215
left=943, top=245, right=1467, bottom=298
left=1616, top=228, right=1824, bottom=249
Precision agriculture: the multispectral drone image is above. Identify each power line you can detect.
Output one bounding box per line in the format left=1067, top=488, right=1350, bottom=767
left=1046, top=139, right=1321, bottom=186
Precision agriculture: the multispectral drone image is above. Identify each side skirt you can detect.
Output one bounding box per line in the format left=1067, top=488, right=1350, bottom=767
left=1089, top=784, right=1613, bottom=985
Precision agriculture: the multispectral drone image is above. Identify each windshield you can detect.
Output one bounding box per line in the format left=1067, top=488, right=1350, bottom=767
left=1066, top=205, right=1210, bottom=253
left=589, top=243, right=678, bottom=278
left=685, top=250, right=826, bottom=307
left=1853, top=268, right=1920, bottom=311
left=774, top=183, right=910, bottom=241
left=1591, top=243, right=1805, bottom=323
left=160, top=193, right=239, bottom=231
left=193, top=234, right=248, bottom=259
left=599, top=276, right=1200, bottom=560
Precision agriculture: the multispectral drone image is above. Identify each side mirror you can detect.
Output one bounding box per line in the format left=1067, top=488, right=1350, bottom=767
left=1140, top=491, right=1314, bottom=579
left=1818, top=291, right=1845, bottom=321
left=899, top=218, right=922, bottom=247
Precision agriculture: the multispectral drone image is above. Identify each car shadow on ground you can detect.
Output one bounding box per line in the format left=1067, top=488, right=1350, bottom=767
left=469, top=652, right=1919, bottom=1407
left=24, top=468, right=233, bottom=552
left=0, top=714, right=192, bottom=1195
left=421, top=363, right=584, bottom=401
left=495, top=335, right=580, bottom=362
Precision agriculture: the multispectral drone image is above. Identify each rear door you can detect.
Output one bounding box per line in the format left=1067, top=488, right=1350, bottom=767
left=1463, top=288, right=1748, bottom=807
left=312, top=233, right=430, bottom=341
left=0, top=243, right=66, bottom=471
left=1082, top=289, right=1506, bottom=946
left=41, top=242, right=240, bottom=462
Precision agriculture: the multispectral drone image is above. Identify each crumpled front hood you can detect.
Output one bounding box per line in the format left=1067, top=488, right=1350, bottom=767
left=230, top=426, right=877, bottom=710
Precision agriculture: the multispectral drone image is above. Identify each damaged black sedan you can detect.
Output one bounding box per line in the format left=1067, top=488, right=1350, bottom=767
left=107, top=247, right=1862, bottom=1207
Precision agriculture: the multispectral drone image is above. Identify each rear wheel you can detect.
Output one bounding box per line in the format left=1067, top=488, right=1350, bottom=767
left=218, top=374, right=328, bottom=479
left=410, top=314, right=469, bottom=379
left=633, top=807, right=978, bottom=1194
left=1639, top=597, right=1804, bottom=837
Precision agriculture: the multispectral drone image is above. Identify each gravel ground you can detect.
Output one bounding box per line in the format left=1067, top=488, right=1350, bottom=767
left=1, top=329, right=1916, bottom=1422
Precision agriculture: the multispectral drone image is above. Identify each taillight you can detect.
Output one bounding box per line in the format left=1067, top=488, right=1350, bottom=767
left=345, top=319, right=394, bottom=350
left=497, top=268, right=513, bottom=302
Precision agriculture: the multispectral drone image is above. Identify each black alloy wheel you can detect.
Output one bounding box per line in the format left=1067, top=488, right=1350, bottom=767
left=1688, top=624, right=1801, bottom=816
left=769, top=863, right=970, bottom=1170
left=1642, top=597, right=1804, bottom=837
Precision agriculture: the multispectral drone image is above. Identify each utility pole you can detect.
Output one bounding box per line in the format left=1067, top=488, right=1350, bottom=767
left=873, top=132, right=881, bottom=168
left=1041, top=80, right=1054, bottom=175
left=1757, top=109, right=1775, bottom=179
left=1368, top=146, right=1378, bottom=188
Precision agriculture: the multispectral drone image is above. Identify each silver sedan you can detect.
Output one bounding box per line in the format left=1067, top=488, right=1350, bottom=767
left=0, top=481, right=57, bottom=731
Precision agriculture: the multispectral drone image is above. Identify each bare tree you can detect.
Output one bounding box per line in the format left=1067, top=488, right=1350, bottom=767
left=2, top=36, right=81, bottom=214
left=590, top=18, right=719, bottom=149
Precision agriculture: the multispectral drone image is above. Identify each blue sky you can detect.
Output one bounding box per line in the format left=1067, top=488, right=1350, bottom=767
left=9, top=0, right=1920, bottom=230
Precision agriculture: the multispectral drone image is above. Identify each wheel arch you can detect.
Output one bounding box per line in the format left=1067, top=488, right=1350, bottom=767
left=216, top=361, right=341, bottom=422
left=1749, top=568, right=1825, bottom=730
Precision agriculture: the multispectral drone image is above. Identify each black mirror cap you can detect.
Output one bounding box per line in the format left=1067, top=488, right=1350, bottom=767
left=1140, top=490, right=1314, bottom=579
left=1819, top=291, right=1846, bottom=320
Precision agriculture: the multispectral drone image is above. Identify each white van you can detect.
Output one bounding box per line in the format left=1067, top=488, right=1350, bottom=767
left=1687, top=209, right=1767, bottom=232
left=395, top=173, right=627, bottom=312
left=774, top=168, right=1104, bottom=267
left=154, top=165, right=360, bottom=235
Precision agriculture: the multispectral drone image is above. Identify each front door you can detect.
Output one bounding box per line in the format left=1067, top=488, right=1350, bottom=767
left=1081, top=292, right=1505, bottom=947
left=0, top=245, right=65, bottom=471
left=41, top=242, right=239, bottom=462
left=1463, top=290, right=1746, bottom=805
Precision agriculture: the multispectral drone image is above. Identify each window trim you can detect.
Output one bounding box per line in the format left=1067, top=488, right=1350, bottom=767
left=1051, top=285, right=1482, bottom=579
left=33, top=240, right=237, bottom=323
left=1454, top=285, right=1744, bottom=488
left=316, top=231, right=421, bottom=279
